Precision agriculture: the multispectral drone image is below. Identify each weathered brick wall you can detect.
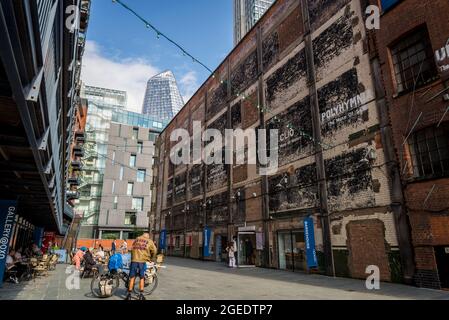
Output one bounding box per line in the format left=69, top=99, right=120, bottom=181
left=154, top=0, right=402, bottom=282
left=370, top=0, right=449, bottom=289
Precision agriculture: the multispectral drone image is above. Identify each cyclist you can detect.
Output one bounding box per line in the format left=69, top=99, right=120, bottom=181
left=125, top=233, right=157, bottom=301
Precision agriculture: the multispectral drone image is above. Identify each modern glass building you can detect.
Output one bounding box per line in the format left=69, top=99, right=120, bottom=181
left=76, top=85, right=167, bottom=239
left=234, top=0, right=275, bottom=45
left=141, top=70, right=184, bottom=122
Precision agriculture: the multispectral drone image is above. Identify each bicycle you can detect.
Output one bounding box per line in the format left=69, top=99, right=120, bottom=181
left=90, top=262, right=159, bottom=298
left=90, top=269, right=129, bottom=298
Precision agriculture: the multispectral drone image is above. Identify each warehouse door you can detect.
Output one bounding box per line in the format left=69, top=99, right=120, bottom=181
left=435, top=246, right=449, bottom=289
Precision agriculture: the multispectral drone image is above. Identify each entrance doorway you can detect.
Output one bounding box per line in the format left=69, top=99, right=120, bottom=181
left=277, top=230, right=306, bottom=272
left=238, top=232, right=256, bottom=267
left=215, top=235, right=227, bottom=262
left=435, top=246, right=449, bottom=289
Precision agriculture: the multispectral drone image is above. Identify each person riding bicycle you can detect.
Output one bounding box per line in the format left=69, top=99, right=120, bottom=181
left=125, top=233, right=157, bottom=301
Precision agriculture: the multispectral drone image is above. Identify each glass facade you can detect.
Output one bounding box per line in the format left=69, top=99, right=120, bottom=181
left=76, top=86, right=127, bottom=227
left=141, top=71, right=184, bottom=122
left=234, top=0, right=275, bottom=45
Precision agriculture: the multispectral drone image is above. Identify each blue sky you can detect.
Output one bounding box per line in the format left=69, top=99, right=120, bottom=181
left=81, top=0, right=233, bottom=112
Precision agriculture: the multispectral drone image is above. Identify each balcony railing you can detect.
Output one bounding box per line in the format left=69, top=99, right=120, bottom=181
left=71, top=160, right=83, bottom=171
left=67, top=190, right=80, bottom=200
left=64, top=202, right=74, bottom=219
left=68, top=176, right=80, bottom=186
left=75, top=131, right=86, bottom=144
left=73, top=145, right=84, bottom=157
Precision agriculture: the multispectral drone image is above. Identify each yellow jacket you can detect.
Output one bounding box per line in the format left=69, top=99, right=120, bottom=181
left=131, top=236, right=157, bottom=263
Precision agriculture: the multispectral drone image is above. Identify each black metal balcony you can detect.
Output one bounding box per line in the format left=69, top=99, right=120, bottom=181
left=71, top=160, right=83, bottom=171
left=73, top=145, right=84, bottom=157
left=75, top=131, right=86, bottom=144
left=66, top=190, right=80, bottom=200
left=68, top=176, right=80, bottom=186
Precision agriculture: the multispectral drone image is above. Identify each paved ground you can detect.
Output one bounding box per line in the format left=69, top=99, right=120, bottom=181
left=1, top=257, right=449, bottom=300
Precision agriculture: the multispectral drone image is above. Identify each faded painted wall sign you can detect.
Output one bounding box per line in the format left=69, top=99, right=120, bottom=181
left=318, top=68, right=368, bottom=135
left=174, top=173, right=186, bottom=204
left=267, top=96, right=312, bottom=166
left=206, top=148, right=228, bottom=192
left=189, top=165, right=203, bottom=198
left=206, top=192, right=229, bottom=225
left=435, top=38, right=449, bottom=80
left=320, top=90, right=373, bottom=124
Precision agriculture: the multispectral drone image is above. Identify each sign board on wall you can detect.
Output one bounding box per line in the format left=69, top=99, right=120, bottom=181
left=304, top=217, right=318, bottom=269
left=203, top=227, right=212, bottom=257
left=435, top=39, right=449, bottom=81
left=159, top=229, right=167, bottom=250
left=0, top=201, right=17, bottom=284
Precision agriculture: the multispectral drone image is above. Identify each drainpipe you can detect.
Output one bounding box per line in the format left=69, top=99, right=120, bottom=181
left=369, top=56, right=416, bottom=285
left=301, top=0, right=335, bottom=277
left=256, top=26, right=272, bottom=269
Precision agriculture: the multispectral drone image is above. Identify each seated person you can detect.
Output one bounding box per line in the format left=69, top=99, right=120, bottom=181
left=5, top=249, right=19, bottom=283
left=95, top=246, right=105, bottom=262
left=81, top=249, right=97, bottom=277
left=73, top=247, right=86, bottom=270
left=14, top=249, right=23, bottom=262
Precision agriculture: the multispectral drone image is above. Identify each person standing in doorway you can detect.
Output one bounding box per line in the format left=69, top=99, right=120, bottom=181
left=245, top=238, right=253, bottom=265
left=226, top=242, right=237, bottom=268
left=126, top=233, right=157, bottom=301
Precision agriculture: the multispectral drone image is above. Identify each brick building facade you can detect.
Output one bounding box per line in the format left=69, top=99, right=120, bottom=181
left=367, top=0, right=449, bottom=289
left=153, top=0, right=448, bottom=286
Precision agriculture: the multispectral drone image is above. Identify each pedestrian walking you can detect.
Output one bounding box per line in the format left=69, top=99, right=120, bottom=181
left=226, top=241, right=237, bottom=268
left=111, top=239, right=117, bottom=255
left=126, top=233, right=157, bottom=301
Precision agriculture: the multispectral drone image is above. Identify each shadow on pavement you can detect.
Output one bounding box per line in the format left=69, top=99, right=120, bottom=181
left=163, top=257, right=449, bottom=300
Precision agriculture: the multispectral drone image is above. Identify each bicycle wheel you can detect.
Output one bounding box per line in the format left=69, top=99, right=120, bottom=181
left=91, top=273, right=119, bottom=298
left=19, top=270, right=33, bottom=282
left=134, top=273, right=158, bottom=296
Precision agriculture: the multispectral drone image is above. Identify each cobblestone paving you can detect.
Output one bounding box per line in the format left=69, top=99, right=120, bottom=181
left=1, top=257, right=449, bottom=300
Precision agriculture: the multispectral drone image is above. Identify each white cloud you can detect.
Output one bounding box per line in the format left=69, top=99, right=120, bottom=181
left=178, top=71, right=200, bottom=103
left=80, top=40, right=159, bottom=113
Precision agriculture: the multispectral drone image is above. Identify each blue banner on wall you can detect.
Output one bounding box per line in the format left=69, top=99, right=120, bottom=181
left=304, top=217, right=318, bottom=269
left=381, top=0, right=402, bottom=11
left=203, top=227, right=211, bottom=257
left=159, top=229, right=167, bottom=250
left=0, top=201, right=18, bottom=283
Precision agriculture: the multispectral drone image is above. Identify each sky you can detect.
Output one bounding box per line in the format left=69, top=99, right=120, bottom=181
left=81, top=0, right=234, bottom=113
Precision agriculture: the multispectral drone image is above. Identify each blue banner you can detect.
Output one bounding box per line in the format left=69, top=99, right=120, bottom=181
left=304, top=217, right=318, bottom=269
left=381, top=0, right=401, bottom=11
left=159, top=229, right=167, bottom=250
left=203, top=227, right=211, bottom=257
left=0, top=201, right=18, bottom=283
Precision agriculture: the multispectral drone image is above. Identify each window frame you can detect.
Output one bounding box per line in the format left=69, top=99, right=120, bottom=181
left=389, top=26, right=439, bottom=96
left=408, top=123, right=449, bottom=180
left=127, top=182, right=134, bottom=196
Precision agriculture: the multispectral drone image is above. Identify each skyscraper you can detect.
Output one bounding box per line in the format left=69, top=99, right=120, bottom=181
left=141, top=71, right=184, bottom=122
left=234, top=0, right=275, bottom=45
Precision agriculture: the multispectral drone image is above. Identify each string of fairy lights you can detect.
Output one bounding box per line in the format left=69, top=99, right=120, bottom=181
left=111, top=0, right=340, bottom=152
left=101, top=0, right=418, bottom=216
